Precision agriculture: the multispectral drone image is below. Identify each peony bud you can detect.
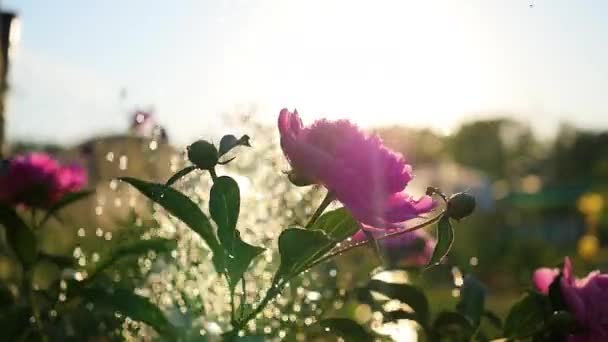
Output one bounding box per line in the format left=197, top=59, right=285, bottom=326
left=187, top=140, right=219, bottom=170
left=286, top=170, right=315, bottom=187
left=446, top=192, right=476, bottom=220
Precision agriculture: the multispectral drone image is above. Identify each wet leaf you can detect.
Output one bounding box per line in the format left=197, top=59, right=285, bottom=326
left=504, top=291, right=549, bottom=339
left=85, top=286, right=177, bottom=339
left=320, top=318, right=374, bottom=342
left=277, top=228, right=331, bottom=279
left=119, top=177, right=224, bottom=271
left=310, top=207, right=360, bottom=241
left=366, top=279, right=429, bottom=326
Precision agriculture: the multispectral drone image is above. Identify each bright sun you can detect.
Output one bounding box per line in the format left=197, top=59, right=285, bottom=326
left=210, top=0, right=493, bottom=134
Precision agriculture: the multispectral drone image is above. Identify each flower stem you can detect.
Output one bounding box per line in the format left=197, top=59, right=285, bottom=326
left=305, top=191, right=334, bottom=228
left=304, top=211, right=445, bottom=271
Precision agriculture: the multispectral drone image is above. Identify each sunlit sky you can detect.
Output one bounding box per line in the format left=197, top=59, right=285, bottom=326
left=3, top=0, right=608, bottom=146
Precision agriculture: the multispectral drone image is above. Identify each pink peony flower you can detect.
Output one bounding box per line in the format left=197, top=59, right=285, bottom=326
left=130, top=110, right=157, bottom=137
left=533, top=257, right=608, bottom=341
left=0, top=153, right=87, bottom=208
left=351, top=229, right=436, bottom=266
left=278, top=108, right=435, bottom=228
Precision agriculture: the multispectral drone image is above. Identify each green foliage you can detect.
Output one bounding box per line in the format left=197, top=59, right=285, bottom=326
left=319, top=318, right=374, bottom=341
left=428, top=215, right=454, bottom=267
left=277, top=228, right=332, bottom=279
left=432, top=311, right=475, bottom=340
left=83, top=286, right=177, bottom=339
left=209, top=176, right=264, bottom=290
left=219, top=134, right=251, bottom=157
left=89, top=238, right=177, bottom=279
left=309, top=207, right=361, bottom=241
left=210, top=176, right=241, bottom=249
left=119, top=177, right=224, bottom=272
left=456, top=275, right=486, bottom=327
left=366, top=279, right=430, bottom=327
left=165, top=165, right=197, bottom=186
left=503, top=291, right=550, bottom=339
left=0, top=204, right=37, bottom=266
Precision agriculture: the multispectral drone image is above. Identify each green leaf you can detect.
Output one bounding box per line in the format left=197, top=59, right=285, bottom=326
left=90, top=238, right=177, bottom=278
left=456, top=275, right=486, bottom=327
left=0, top=204, right=37, bottom=266
left=310, top=207, right=361, bottom=241
left=85, top=286, right=177, bottom=339
left=320, top=318, right=374, bottom=342
left=432, top=311, right=475, bottom=340
left=219, top=134, right=251, bottom=157
left=119, top=177, right=224, bottom=271
left=209, top=176, right=264, bottom=290
left=40, top=190, right=94, bottom=226
left=427, top=215, right=454, bottom=266
left=277, top=228, right=332, bottom=279
left=209, top=176, right=240, bottom=249
left=165, top=166, right=197, bottom=186
left=503, top=291, right=549, bottom=339
left=366, top=279, right=429, bottom=326
left=483, top=310, right=502, bottom=329
left=0, top=304, right=30, bottom=340
left=548, top=275, right=568, bottom=311
left=225, top=232, right=264, bottom=291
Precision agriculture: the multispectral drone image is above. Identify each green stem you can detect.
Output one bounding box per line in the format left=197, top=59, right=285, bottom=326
left=305, top=211, right=445, bottom=271
left=27, top=272, right=48, bottom=342
left=305, top=191, right=334, bottom=228
left=363, top=229, right=386, bottom=266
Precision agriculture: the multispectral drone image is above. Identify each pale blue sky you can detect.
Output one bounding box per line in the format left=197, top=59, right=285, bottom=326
left=3, top=0, right=608, bottom=146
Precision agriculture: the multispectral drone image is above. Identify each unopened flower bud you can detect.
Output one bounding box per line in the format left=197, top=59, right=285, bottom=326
left=286, top=170, right=315, bottom=187
left=187, top=140, right=218, bottom=170
left=446, top=192, right=476, bottom=220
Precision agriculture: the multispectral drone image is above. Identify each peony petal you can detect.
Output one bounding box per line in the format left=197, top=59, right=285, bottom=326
left=533, top=268, right=559, bottom=294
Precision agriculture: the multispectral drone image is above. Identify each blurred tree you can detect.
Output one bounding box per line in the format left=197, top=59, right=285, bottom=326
left=550, top=124, right=608, bottom=186
left=446, top=119, right=540, bottom=181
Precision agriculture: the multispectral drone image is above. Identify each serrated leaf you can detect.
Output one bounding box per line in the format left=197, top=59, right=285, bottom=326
left=165, top=166, right=197, bottom=186
left=432, top=311, right=475, bottom=340
left=40, top=190, right=94, bottom=226
left=310, top=207, right=361, bottom=241
left=85, top=286, right=176, bottom=339
left=90, top=238, right=177, bottom=278
left=366, top=279, right=429, bottom=326
left=119, top=177, right=224, bottom=271
left=219, top=134, right=251, bottom=157
left=456, top=275, right=486, bottom=327
left=277, top=228, right=332, bottom=279
left=504, top=291, right=549, bottom=339
left=427, top=215, right=454, bottom=266
left=0, top=204, right=37, bottom=266
left=320, top=318, right=374, bottom=342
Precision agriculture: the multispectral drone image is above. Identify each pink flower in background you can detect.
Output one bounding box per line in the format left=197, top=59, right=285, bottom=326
left=352, top=229, right=436, bottom=266
left=130, top=110, right=157, bottom=137
left=278, top=108, right=435, bottom=228
left=533, top=257, right=608, bottom=341
left=0, top=153, right=87, bottom=208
